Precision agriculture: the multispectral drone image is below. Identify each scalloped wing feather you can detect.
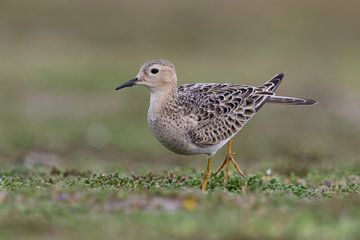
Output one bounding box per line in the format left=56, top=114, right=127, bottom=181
left=177, top=83, right=274, bottom=147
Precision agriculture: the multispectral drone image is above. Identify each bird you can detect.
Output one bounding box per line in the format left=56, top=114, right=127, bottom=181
left=115, top=59, right=317, bottom=192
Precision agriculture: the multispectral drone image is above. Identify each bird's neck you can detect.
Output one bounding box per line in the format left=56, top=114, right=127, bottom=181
left=148, top=85, right=177, bottom=118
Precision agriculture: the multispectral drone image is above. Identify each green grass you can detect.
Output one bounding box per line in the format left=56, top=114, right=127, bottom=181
left=0, top=166, right=359, bottom=239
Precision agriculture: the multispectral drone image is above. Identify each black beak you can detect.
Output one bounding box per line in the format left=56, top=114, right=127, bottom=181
left=115, top=78, right=139, bottom=90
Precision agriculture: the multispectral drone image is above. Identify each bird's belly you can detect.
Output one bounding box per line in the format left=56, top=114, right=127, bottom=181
left=147, top=117, right=198, bottom=155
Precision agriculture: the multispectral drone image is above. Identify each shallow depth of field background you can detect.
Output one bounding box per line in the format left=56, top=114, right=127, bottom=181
left=1, top=0, right=359, bottom=172
left=0, top=1, right=359, bottom=239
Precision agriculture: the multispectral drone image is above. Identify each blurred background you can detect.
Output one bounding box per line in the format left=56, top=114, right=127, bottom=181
left=0, top=0, right=359, bottom=174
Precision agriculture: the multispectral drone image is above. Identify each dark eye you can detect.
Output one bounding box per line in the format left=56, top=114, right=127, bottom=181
left=150, top=68, right=159, bottom=74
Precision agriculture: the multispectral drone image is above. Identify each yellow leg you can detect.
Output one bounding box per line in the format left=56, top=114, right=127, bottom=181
left=201, top=157, right=211, bottom=192
left=224, top=153, right=230, bottom=185
left=214, top=140, right=244, bottom=185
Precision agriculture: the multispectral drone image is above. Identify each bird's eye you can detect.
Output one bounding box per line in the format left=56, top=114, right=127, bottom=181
left=150, top=68, right=159, bottom=74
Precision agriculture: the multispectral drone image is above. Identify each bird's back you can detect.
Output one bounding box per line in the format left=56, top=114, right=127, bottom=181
left=176, top=80, right=278, bottom=152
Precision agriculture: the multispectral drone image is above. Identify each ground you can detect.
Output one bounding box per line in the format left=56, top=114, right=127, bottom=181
left=0, top=166, right=359, bottom=239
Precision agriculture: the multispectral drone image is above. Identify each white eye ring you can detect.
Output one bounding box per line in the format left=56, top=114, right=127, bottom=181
left=150, top=68, right=159, bottom=74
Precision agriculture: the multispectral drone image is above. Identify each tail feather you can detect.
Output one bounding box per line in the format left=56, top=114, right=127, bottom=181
left=266, top=96, right=318, bottom=105
left=256, top=72, right=318, bottom=110
left=261, top=72, right=284, bottom=92
left=260, top=73, right=318, bottom=106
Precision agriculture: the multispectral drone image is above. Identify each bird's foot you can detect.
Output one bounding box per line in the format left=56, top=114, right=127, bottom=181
left=214, top=140, right=244, bottom=186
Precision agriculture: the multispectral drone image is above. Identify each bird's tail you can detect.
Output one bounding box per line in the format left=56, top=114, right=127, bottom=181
left=261, top=72, right=284, bottom=92
left=261, top=73, right=318, bottom=105
left=265, top=95, right=318, bottom=105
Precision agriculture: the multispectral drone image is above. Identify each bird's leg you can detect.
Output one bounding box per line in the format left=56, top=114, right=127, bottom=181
left=224, top=152, right=230, bottom=185
left=214, top=140, right=244, bottom=185
left=201, top=157, right=211, bottom=192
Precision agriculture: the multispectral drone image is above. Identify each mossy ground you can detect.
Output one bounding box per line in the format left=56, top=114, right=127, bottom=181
left=0, top=166, right=359, bottom=240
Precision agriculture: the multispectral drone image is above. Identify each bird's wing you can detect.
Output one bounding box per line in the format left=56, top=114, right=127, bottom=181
left=177, top=83, right=274, bottom=147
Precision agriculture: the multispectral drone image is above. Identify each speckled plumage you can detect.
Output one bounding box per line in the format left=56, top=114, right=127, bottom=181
left=117, top=59, right=317, bottom=157
left=116, top=59, right=318, bottom=191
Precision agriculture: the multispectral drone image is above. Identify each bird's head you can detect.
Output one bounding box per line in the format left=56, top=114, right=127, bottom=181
left=116, top=59, right=177, bottom=92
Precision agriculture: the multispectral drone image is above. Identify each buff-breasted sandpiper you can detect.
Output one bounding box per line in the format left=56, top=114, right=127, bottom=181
left=116, top=59, right=317, bottom=192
